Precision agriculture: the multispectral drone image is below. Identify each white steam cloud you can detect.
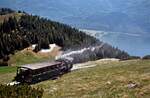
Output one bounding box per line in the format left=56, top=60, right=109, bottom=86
left=56, top=43, right=105, bottom=64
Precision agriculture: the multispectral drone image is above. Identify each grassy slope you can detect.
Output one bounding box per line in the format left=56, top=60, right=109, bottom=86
left=0, top=50, right=54, bottom=74
left=0, top=60, right=150, bottom=98
left=8, top=50, right=54, bottom=66
left=34, top=60, right=150, bottom=98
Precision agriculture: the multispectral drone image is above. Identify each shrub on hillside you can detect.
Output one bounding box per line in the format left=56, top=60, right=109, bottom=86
left=142, top=55, right=150, bottom=60
left=0, top=84, right=43, bottom=98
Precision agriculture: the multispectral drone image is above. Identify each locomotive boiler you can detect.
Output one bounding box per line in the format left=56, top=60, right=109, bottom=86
left=15, top=59, right=73, bottom=84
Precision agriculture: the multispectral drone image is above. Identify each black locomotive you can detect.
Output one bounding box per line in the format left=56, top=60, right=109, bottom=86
left=15, top=59, right=73, bottom=84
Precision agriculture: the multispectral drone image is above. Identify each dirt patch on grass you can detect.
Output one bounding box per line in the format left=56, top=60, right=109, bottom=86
left=23, top=44, right=62, bottom=58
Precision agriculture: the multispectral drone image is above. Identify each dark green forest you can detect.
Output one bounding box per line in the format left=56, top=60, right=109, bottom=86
left=0, top=8, right=130, bottom=65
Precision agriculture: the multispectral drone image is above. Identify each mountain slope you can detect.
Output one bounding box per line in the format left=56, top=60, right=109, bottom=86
left=35, top=60, right=150, bottom=98
left=0, top=59, right=150, bottom=98
left=0, top=8, right=130, bottom=66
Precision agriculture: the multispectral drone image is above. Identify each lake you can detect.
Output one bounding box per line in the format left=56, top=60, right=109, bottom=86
left=81, top=29, right=150, bottom=56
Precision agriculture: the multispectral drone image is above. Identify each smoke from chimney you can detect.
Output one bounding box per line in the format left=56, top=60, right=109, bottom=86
left=56, top=43, right=106, bottom=64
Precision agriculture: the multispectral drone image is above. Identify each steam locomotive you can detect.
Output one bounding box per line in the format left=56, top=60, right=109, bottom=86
left=15, top=59, right=73, bottom=84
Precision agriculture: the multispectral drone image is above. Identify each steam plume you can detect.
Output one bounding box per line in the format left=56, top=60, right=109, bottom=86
left=56, top=43, right=106, bottom=64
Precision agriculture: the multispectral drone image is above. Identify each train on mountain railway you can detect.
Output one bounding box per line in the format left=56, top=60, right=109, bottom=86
left=14, top=59, right=73, bottom=84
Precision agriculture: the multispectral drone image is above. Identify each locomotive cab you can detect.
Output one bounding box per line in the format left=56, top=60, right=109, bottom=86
left=15, top=67, right=32, bottom=83
left=56, top=58, right=73, bottom=72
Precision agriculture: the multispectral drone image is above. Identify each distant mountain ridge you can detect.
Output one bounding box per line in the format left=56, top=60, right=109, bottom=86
left=0, top=0, right=149, bottom=34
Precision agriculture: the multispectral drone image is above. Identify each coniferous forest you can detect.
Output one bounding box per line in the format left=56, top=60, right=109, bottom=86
left=0, top=8, right=130, bottom=65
